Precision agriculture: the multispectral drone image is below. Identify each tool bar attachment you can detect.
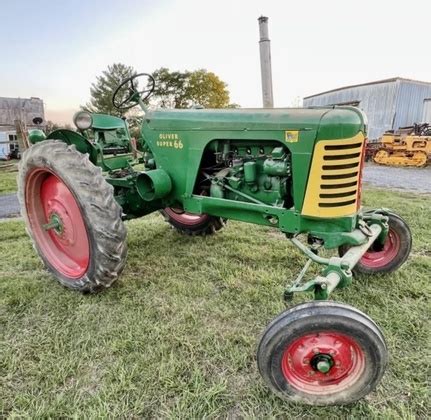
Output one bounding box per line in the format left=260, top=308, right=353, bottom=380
left=286, top=223, right=382, bottom=301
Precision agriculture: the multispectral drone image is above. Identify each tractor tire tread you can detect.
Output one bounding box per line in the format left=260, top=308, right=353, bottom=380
left=18, top=140, right=127, bottom=293
left=257, top=301, right=388, bottom=405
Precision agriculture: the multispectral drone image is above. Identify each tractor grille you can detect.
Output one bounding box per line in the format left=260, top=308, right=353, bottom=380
left=302, top=133, right=365, bottom=218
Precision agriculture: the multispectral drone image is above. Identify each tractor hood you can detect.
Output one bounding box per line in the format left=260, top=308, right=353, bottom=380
left=91, top=113, right=127, bottom=130
left=146, top=107, right=366, bottom=139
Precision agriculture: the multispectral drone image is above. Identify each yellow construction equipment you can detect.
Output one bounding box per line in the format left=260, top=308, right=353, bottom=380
left=374, top=123, right=431, bottom=167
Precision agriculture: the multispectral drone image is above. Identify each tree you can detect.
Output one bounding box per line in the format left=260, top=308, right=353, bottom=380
left=151, top=68, right=232, bottom=109
left=45, top=120, right=73, bottom=133
left=82, top=64, right=235, bottom=119
left=187, top=69, right=230, bottom=108
left=83, top=63, right=136, bottom=117
left=151, top=68, right=190, bottom=109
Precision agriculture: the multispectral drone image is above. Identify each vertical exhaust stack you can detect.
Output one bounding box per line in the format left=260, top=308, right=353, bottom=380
left=258, top=16, right=274, bottom=108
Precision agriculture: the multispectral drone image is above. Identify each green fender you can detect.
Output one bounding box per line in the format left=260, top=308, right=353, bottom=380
left=46, top=129, right=99, bottom=164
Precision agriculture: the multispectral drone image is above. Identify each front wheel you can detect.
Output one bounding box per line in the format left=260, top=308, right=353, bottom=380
left=257, top=301, right=388, bottom=406
left=339, top=212, right=412, bottom=275
left=18, top=140, right=127, bottom=292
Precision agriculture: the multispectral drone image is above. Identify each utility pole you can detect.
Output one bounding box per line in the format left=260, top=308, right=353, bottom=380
left=258, top=16, right=274, bottom=108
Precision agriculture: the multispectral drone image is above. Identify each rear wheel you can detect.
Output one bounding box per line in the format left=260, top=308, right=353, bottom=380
left=18, top=140, right=127, bottom=292
left=161, top=206, right=226, bottom=236
left=339, top=212, right=412, bottom=275
left=257, top=301, right=387, bottom=406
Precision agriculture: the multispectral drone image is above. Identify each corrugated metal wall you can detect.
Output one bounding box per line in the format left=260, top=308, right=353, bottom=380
left=304, top=79, right=431, bottom=140
left=303, top=80, right=399, bottom=140
left=422, top=99, right=431, bottom=123
left=393, top=81, right=431, bottom=128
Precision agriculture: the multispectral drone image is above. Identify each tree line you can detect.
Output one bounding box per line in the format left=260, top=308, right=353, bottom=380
left=45, top=63, right=237, bottom=131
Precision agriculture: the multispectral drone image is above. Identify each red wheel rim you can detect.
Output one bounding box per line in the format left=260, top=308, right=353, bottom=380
left=25, top=169, right=90, bottom=279
left=360, top=228, right=400, bottom=268
left=164, top=207, right=210, bottom=226
left=281, top=332, right=365, bottom=394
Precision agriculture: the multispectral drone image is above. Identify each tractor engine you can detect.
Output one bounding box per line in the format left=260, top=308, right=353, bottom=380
left=95, top=128, right=131, bottom=155
left=202, top=140, right=293, bottom=208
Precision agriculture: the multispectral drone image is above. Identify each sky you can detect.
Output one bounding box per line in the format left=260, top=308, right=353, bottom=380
left=1, top=0, right=430, bottom=124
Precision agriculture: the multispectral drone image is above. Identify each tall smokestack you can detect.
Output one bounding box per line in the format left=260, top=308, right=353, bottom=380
left=258, top=16, right=274, bottom=108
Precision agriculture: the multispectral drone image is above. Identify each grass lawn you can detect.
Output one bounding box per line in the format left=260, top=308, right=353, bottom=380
left=0, top=162, right=18, bottom=195
left=1, top=187, right=430, bottom=418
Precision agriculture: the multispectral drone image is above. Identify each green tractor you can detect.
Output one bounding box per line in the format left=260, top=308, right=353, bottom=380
left=20, top=73, right=412, bottom=405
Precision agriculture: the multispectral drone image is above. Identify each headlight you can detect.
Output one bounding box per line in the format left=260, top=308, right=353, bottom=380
left=73, top=111, right=93, bottom=130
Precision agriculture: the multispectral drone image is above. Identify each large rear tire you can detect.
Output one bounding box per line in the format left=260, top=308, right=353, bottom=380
left=257, top=301, right=388, bottom=406
left=18, top=140, right=127, bottom=292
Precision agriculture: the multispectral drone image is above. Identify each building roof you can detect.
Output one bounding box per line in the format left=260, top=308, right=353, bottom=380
left=304, top=77, right=431, bottom=100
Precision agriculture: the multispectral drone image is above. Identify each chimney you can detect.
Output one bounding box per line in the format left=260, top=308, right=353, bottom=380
left=258, top=16, right=274, bottom=108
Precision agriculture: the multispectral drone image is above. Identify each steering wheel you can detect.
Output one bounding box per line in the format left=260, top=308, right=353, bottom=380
left=112, top=73, right=155, bottom=110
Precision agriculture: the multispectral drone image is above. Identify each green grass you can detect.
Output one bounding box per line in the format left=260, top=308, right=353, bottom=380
left=0, top=163, right=18, bottom=195
left=1, top=188, right=430, bottom=418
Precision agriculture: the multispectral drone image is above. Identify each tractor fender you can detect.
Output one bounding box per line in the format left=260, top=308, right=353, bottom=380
left=46, top=129, right=99, bottom=164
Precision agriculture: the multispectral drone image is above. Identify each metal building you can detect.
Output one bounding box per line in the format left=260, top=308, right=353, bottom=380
left=0, top=96, right=45, bottom=158
left=303, top=78, right=431, bottom=140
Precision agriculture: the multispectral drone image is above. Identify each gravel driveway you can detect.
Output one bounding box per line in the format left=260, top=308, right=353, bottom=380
left=363, top=163, right=431, bottom=194
left=0, top=193, right=20, bottom=219
left=0, top=164, right=429, bottom=219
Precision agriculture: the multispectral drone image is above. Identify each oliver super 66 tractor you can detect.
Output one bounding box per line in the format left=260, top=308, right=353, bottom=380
left=20, top=74, right=412, bottom=406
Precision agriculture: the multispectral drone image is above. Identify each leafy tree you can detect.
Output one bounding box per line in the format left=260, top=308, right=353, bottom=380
left=45, top=120, right=73, bottom=133
left=151, top=68, right=190, bottom=109
left=151, top=68, right=232, bottom=109
left=187, top=69, right=230, bottom=108
left=82, top=64, right=235, bottom=122
left=83, top=63, right=136, bottom=117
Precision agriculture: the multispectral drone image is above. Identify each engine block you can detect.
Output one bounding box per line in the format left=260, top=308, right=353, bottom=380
left=205, top=141, right=292, bottom=208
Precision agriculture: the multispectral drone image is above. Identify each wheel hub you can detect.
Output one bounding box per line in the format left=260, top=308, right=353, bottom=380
left=25, top=169, right=90, bottom=278
left=281, top=331, right=365, bottom=393
left=311, top=353, right=334, bottom=373
left=42, top=213, right=63, bottom=235
left=361, top=229, right=400, bottom=268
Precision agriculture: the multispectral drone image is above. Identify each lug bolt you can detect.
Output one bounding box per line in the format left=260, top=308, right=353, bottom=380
left=303, top=358, right=310, bottom=364
left=313, top=348, right=319, bottom=354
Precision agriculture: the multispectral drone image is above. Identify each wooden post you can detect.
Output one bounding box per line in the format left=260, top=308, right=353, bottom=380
left=14, top=119, right=29, bottom=151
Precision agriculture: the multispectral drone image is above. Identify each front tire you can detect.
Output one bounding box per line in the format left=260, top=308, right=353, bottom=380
left=257, top=301, right=388, bottom=406
left=339, top=212, right=412, bottom=275
left=18, top=140, right=127, bottom=292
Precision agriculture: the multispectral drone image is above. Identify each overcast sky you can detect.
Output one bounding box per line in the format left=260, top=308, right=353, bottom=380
left=1, top=0, right=429, bottom=124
